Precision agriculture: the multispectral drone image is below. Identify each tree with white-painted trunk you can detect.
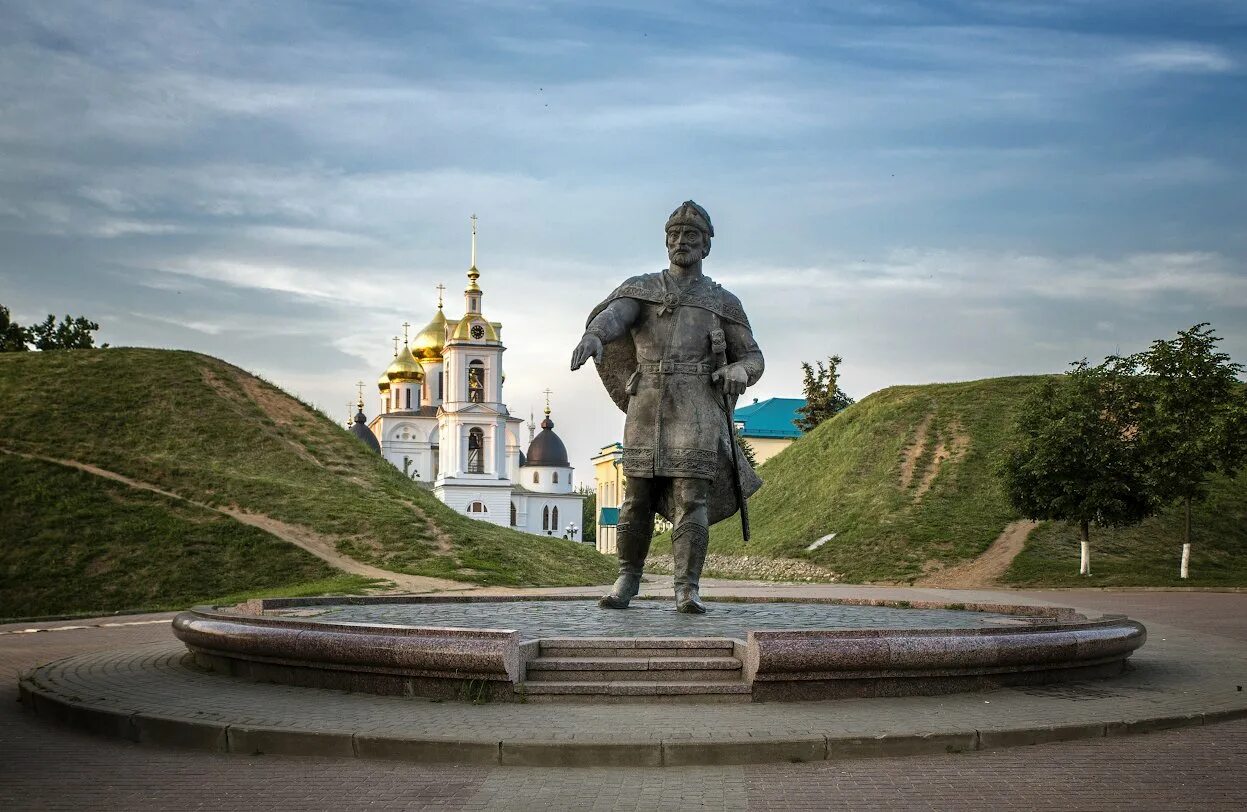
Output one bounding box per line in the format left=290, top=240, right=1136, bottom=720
left=1001, top=358, right=1154, bottom=577
left=1130, top=324, right=1247, bottom=580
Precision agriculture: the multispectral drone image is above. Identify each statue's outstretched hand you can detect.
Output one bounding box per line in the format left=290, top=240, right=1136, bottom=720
left=711, top=364, right=748, bottom=396
left=570, top=334, right=604, bottom=370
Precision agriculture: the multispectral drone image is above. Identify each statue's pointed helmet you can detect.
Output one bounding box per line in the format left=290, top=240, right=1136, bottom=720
left=665, top=200, right=714, bottom=238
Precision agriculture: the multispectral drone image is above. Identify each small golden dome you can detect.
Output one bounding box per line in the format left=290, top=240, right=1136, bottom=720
left=386, top=346, right=425, bottom=382
left=451, top=316, right=499, bottom=342
left=377, top=369, right=391, bottom=392
left=412, top=308, right=448, bottom=361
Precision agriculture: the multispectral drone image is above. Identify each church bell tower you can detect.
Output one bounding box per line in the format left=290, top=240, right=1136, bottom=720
left=434, top=215, right=513, bottom=523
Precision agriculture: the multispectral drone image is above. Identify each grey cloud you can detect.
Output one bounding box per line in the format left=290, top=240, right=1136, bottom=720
left=2, top=0, right=1244, bottom=481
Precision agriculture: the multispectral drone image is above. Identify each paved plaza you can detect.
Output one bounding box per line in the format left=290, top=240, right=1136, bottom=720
left=4, top=586, right=1246, bottom=810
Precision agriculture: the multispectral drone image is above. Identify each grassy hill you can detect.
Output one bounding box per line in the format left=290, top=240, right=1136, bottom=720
left=0, top=348, right=614, bottom=618
left=668, top=376, right=1246, bottom=586
left=1, top=455, right=375, bottom=619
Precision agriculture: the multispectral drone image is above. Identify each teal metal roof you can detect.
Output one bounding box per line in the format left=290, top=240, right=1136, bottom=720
left=733, top=397, right=805, bottom=439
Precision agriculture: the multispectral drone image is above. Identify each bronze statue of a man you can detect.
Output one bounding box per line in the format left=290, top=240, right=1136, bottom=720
left=570, top=201, right=764, bottom=613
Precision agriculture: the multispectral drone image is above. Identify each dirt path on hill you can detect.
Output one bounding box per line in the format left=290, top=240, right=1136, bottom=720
left=917, top=520, right=1040, bottom=588
left=1, top=449, right=466, bottom=594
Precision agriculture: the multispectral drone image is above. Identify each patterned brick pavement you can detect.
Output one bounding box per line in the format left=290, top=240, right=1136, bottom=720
left=4, top=590, right=1247, bottom=810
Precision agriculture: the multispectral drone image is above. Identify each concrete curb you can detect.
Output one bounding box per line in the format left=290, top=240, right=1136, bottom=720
left=20, top=675, right=1247, bottom=767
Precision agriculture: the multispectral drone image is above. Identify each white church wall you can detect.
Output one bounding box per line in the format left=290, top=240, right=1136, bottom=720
left=505, top=423, right=523, bottom=482
left=423, top=361, right=445, bottom=407
left=437, top=484, right=512, bottom=527
left=522, top=465, right=574, bottom=495
left=517, top=493, right=584, bottom=540
left=376, top=417, right=439, bottom=481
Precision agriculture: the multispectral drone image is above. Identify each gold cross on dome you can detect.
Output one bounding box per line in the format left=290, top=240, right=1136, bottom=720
left=355, top=381, right=365, bottom=404
left=401, top=321, right=411, bottom=345
left=436, top=283, right=446, bottom=308
left=542, top=388, right=553, bottom=415
left=392, top=335, right=400, bottom=356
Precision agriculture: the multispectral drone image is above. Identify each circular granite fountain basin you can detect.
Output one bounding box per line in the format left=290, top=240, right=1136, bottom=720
left=172, top=595, right=1145, bottom=703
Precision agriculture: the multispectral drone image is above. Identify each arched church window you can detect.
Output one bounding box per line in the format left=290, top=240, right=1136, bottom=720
left=468, top=428, right=484, bottom=474
left=533, top=471, right=539, bottom=484
left=510, top=502, right=517, bottom=526
left=552, top=506, right=559, bottom=530
left=469, top=501, right=487, bottom=513
left=542, top=506, right=550, bottom=531
left=553, top=471, right=559, bottom=484
left=406, top=388, right=412, bottom=410
left=468, top=360, right=485, bottom=403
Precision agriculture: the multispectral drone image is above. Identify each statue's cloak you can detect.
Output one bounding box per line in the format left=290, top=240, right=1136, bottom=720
left=587, top=272, right=762, bottom=526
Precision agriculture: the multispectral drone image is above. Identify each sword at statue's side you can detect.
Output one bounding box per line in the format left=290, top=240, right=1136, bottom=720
left=710, top=328, right=750, bottom=543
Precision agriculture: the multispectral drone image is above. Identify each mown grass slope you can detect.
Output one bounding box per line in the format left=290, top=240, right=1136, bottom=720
left=0, top=349, right=615, bottom=607
left=1, top=455, right=379, bottom=619
left=692, top=377, right=1045, bottom=582
left=664, top=375, right=1246, bottom=586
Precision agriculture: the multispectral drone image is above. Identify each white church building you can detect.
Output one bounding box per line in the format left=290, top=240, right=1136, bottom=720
left=361, top=220, right=584, bottom=541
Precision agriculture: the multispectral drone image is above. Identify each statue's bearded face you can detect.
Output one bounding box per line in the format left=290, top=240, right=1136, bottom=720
left=666, top=226, right=707, bottom=267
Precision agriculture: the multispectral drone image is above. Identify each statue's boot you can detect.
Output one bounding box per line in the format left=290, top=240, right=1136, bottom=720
left=599, top=521, right=649, bottom=609
left=672, top=522, right=709, bottom=614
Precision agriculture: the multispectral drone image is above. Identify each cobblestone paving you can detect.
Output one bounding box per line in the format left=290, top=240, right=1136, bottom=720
left=5, top=590, right=1247, bottom=810
left=286, top=599, right=1022, bottom=639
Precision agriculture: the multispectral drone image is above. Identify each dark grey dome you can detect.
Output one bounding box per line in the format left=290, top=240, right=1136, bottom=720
left=519, top=449, right=527, bottom=467
left=524, top=414, right=569, bottom=467
left=350, top=411, right=381, bottom=453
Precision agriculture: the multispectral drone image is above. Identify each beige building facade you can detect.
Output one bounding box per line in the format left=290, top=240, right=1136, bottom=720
left=591, top=443, right=624, bottom=556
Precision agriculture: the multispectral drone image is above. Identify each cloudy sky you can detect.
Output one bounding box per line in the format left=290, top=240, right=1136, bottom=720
left=2, top=0, right=1244, bottom=483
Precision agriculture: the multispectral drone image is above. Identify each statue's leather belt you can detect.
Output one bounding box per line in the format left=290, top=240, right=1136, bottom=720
left=638, top=361, right=713, bottom=375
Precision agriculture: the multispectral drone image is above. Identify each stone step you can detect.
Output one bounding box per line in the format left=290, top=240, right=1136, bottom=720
left=539, top=647, right=737, bottom=659
left=519, top=680, right=752, bottom=704
left=538, top=638, right=737, bottom=660
left=526, top=656, right=743, bottom=683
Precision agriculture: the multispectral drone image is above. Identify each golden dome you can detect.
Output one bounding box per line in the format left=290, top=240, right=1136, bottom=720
left=412, top=308, right=448, bottom=361
left=386, top=346, right=425, bottom=382
left=376, top=369, right=391, bottom=392
left=451, top=316, right=499, bottom=342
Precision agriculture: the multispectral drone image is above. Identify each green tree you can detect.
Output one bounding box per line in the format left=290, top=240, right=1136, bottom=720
left=734, top=424, right=758, bottom=467
left=576, top=484, right=596, bottom=545
left=0, top=305, right=29, bottom=352
left=1002, top=358, right=1155, bottom=576
left=1, top=306, right=105, bottom=351
left=28, top=313, right=105, bottom=350
left=794, top=355, right=854, bottom=432
left=1131, top=323, right=1247, bottom=578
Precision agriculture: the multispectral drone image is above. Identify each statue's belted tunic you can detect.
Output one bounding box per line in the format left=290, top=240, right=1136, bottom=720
left=587, top=271, right=764, bottom=521
left=575, top=200, right=765, bottom=613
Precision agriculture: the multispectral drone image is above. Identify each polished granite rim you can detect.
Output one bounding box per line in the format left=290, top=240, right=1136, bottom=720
left=169, top=596, right=1148, bottom=703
